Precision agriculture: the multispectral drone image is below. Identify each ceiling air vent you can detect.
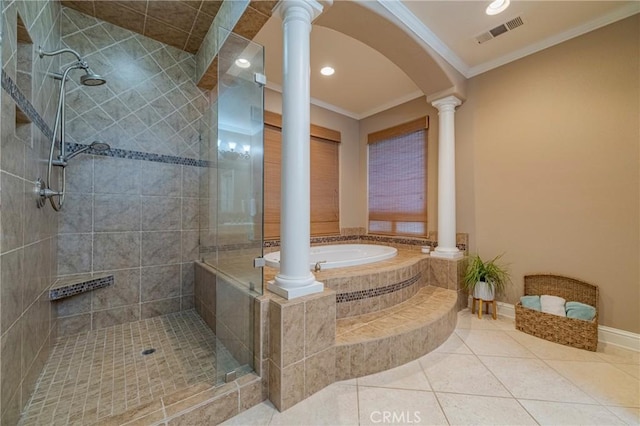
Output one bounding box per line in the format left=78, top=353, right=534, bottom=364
left=475, top=16, right=525, bottom=44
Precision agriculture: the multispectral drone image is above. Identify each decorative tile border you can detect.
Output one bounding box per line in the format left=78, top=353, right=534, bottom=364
left=336, top=273, right=421, bottom=303
left=264, top=235, right=359, bottom=248
left=66, top=142, right=210, bottom=167
left=263, top=235, right=466, bottom=252
left=213, top=236, right=466, bottom=252
left=361, top=234, right=435, bottom=246
left=49, top=275, right=114, bottom=300
left=1, top=70, right=209, bottom=168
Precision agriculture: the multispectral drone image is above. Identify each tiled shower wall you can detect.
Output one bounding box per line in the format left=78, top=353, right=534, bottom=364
left=54, top=7, right=210, bottom=336
left=0, top=0, right=61, bottom=424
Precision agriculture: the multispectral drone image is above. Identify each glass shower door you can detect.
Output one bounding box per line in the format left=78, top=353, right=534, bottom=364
left=213, top=28, right=264, bottom=383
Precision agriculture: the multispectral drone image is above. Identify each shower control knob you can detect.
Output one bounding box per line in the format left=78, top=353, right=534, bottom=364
left=41, top=188, right=62, bottom=198
left=34, top=178, right=62, bottom=208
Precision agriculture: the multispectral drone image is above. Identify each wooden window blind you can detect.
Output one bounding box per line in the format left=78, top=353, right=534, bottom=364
left=367, top=117, right=428, bottom=237
left=264, top=125, right=282, bottom=239
left=264, top=113, right=340, bottom=239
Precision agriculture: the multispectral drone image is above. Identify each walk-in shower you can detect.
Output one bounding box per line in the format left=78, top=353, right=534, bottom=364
left=36, top=46, right=107, bottom=211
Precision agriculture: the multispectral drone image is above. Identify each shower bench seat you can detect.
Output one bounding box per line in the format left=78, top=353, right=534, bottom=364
left=334, top=285, right=457, bottom=379
left=49, top=273, right=113, bottom=300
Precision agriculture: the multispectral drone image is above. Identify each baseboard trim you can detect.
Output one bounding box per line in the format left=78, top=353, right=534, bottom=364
left=467, top=296, right=639, bottom=352
left=598, top=325, right=640, bottom=352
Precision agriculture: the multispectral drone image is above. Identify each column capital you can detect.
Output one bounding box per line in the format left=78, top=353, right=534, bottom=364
left=431, top=95, right=462, bottom=112
left=274, top=0, right=329, bottom=23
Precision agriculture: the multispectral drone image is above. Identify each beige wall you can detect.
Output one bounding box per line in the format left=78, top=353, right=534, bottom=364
left=264, top=89, right=362, bottom=228
left=457, top=15, right=639, bottom=333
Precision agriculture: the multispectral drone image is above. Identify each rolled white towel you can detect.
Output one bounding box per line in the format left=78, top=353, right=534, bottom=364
left=540, top=295, right=566, bottom=317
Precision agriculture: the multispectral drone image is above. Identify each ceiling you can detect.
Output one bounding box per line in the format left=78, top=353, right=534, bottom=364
left=254, top=0, right=639, bottom=119
left=62, top=1, right=639, bottom=120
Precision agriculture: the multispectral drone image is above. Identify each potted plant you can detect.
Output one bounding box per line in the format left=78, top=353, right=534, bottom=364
left=463, top=254, right=510, bottom=301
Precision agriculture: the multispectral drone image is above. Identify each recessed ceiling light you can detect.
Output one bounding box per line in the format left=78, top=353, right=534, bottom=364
left=320, top=66, right=335, bottom=76
left=486, top=0, right=510, bottom=15
left=235, top=58, right=251, bottom=68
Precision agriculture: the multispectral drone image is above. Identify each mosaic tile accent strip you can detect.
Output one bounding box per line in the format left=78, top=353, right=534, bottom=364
left=66, top=142, right=210, bottom=167
left=361, top=234, right=435, bottom=247
left=264, top=235, right=466, bottom=252
left=49, top=275, right=114, bottom=300
left=336, top=273, right=421, bottom=303
left=1, top=69, right=53, bottom=140
left=264, top=235, right=359, bottom=248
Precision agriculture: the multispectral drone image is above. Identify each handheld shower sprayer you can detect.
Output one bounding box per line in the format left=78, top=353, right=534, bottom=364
left=52, top=141, right=112, bottom=167
left=36, top=46, right=107, bottom=211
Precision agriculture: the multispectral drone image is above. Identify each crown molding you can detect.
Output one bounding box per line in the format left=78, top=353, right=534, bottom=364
left=266, top=82, right=423, bottom=120
left=374, top=0, right=470, bottom=77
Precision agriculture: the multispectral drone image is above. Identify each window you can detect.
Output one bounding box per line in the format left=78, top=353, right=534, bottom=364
left=368, top=117, right=429, bottom=237
left=264, top=111, right=340, bottom=239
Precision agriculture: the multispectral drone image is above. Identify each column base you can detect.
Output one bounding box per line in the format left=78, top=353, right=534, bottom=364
left=431, top=248, right=464, bottom=260
left=267, top=280, right=324, bottom=299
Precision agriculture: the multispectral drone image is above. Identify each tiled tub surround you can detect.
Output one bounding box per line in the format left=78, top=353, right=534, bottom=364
left=258, top=249, right=466, bottom=411
left=279, top=247, right=469, bottom=319
left=17, top=310, right=252, bottom=426
left=0, top=0, right=63, bottom=424
left=193, top=250, right=467, bottom=413
left=320, top=249, right=429, bottom=319
left=55, top=6, right=212, bottom=336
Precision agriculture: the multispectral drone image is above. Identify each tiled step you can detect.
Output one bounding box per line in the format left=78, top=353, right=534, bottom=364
left=335, top=285, right=457, bottom=379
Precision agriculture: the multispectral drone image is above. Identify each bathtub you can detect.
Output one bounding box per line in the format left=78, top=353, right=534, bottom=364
left=264, top=244, right=397, bottom=270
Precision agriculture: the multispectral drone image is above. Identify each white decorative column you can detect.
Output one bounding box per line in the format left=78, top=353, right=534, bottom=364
left=267, top=0, right=329, bottom=299
left=431, top=95, right=463, bottom=259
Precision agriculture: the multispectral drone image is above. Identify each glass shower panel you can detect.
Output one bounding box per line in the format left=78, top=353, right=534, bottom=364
left=216, top=28, right=264, bottom=292
left=214, top=28, right=264, bottom=383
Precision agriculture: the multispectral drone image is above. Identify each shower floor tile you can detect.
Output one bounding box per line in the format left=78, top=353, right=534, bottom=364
left=19, top=310, right=242, bottom=426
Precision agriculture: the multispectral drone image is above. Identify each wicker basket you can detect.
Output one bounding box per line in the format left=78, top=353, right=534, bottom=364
left=515, top=274, right=598, bottom=351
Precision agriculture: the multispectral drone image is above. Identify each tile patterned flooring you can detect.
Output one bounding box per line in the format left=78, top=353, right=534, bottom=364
left=225, top=310, right=640, bottom=426
left=19, top=310, right=242, bottom=426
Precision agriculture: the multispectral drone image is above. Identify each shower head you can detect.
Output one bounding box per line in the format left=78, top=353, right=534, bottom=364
left=80, top=70, right=106, bottom=86
left=39, top=47, right=106, bottom=86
